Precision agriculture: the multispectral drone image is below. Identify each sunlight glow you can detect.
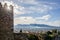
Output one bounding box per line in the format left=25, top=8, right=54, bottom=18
left=7, top=6, right=11, bottom=10
left=1, top=1, right=13, bottom=10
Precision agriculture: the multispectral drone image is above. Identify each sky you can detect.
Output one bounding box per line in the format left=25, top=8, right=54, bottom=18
left=0, top=0, right=60, bottom=27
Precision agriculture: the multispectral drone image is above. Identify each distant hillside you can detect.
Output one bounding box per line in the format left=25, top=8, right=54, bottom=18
left=14, top=24, right=60, bottom=33
left=15, top=24, right=59, bottom=27
left=15, top=24, right=60, bottom=29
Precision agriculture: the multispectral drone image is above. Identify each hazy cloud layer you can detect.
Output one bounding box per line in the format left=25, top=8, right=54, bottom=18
left=1, top=0, right=60, bottom=26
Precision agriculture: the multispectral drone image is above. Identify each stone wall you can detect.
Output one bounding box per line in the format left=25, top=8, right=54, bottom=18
left=0, top=2, right=14, bottom=40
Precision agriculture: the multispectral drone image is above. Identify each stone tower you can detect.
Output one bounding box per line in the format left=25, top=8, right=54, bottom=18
left=0, top=2, right=14, bottom=40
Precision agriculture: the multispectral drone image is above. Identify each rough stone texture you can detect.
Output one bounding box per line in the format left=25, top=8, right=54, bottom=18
left=0, top=2, right=14, bottom=40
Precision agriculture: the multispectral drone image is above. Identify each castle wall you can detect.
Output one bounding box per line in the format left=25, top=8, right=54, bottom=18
left=0, top=2, right=14, bottom=40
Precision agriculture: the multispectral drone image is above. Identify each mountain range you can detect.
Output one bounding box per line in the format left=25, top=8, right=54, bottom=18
left=14, top=24, right=60, bottom=31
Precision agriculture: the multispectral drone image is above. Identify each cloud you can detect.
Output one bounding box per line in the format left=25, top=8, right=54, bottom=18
left=36, top=21, right=60, bottom=27
left=14, top=14, right=60, bottom=26
left=16, top=0, right=60, bottom=16
left=14, top=5, right=25, bottom=17
left=36, top=15, right=51, bottom=20
left=14, top=17, right=36, bottom=25
left=2, top=1, right=60, bottom=27
left=14, top=15, right=51, bottom=25
left=0, top=0, right=2, bottom=2
left=17, top=0, right=60, bottom=15
left=18, top=0, right=54, bottom=14
left=2, top=0, right=59, bottom=18
left=2, top=0, right=60, bottom=16
left=27, top=6, right=53, bottom=13
left=18, top=0, right=38, bottom=5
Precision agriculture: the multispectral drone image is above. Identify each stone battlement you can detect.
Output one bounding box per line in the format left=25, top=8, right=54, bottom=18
left=0, top=2, right=13, bottom=11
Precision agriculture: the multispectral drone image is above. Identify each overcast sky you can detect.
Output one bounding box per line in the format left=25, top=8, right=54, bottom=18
left=0, top=0, right=60, bottom=26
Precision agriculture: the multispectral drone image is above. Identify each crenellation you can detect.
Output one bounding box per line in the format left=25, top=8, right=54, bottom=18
left=4, top=3, right=7, bottom=8
left=0, top=2, right=2, bottom=8
left=0, top=2, right=13, bottom=12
